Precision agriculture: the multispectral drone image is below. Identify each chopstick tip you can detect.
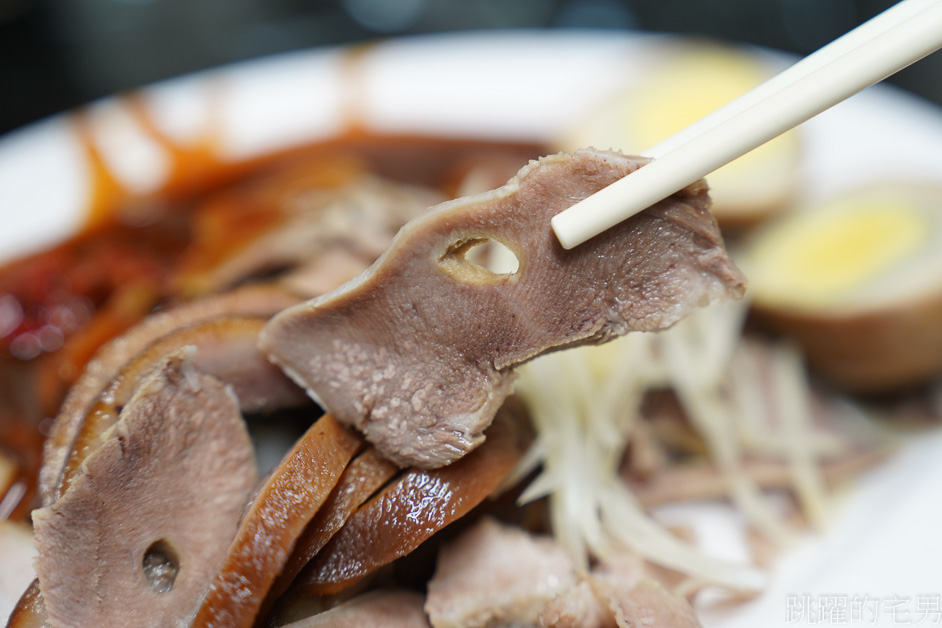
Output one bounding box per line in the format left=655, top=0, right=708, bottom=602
left=551, top=211, right=584, bottom=250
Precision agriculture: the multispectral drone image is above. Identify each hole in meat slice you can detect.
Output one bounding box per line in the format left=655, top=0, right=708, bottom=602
left=462, top=238, right=521, bottom=275
left=142, top=539, right=179, bottom=594
left=439, top=236, right=521, bottom=284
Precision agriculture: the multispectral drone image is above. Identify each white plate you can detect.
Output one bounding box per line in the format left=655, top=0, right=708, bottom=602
left=3, top=31, right=942, bottom=627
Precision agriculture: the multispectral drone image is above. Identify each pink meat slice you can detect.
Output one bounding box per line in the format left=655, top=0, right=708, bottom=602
left=41, top=284, right=299, bottom=505
left=283, top=590, right=431, bottom=628
left=424, top=518, right=608, bottom=628
left=592, top=554, right=701, bottom=628
left=261, top=149, right=745, bottom=468
left=425, top=519, right=701, bottom=628
left=31, top=349, right=258, bottom=628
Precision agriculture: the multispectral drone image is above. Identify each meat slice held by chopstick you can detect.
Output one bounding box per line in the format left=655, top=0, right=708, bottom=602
left=261, top=148, right=746, bottom=469
left=20, top=147, right=748, bottom=628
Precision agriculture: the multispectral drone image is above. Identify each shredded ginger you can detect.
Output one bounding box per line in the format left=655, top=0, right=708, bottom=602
left=514, top=297, right=843, bottom=593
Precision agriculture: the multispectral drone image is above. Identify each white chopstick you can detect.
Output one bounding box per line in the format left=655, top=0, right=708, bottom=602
left=644, top=0, right=936, bottom=160
left=551, top=0, right=942, bottom=250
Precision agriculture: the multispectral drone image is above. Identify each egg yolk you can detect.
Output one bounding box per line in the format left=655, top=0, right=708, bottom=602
left=747, top=200, right=928, bottom=309
left=625, top=49, right=800, bottom=211
left=629, top=55, right=766, bottom=148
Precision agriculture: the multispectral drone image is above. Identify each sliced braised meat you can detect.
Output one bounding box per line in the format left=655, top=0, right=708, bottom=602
left=608, top=582, right=700, bottom=628
left=624, top=339, right=890, bottom=509
left=541, top=582, right=615, bottom=628
left=191, top=415, right=362, bottom=628
left=281, top=590, right=431, bottom=628
left=261, top=149, right=745, bottom=468
left=289, top=404, right=531, bottom=597
left=6, top=579, right=47, bottom=628
left=265, top=447, right=399, bottom=612
left=424, top=518, right=610, bottom=628
left=623, top=452, right=886, bottom=509
left=53, top=314, right=307, bottom=501
left=176, top=160, right=442, bottom=296
left=425, top=519, right=700, bottom=628
left=280, top=248, right=374, bottom=299
left=41, top=284, right=300, bottom=505
left=592, top=555, right=701, bottom=628
left=31, top=349, right=258, bottom=628
left=1, top=358, right=53, bottom=523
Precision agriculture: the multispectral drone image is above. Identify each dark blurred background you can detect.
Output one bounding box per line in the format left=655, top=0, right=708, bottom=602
left=1, top=0, right=940, bottom=137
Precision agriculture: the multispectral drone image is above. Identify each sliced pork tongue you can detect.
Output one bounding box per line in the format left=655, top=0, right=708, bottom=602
left=261, top=148, right=746, bottom=469
left=31, top=349, right=259, bottom=628
left=40, top=284, right=303, bottom=506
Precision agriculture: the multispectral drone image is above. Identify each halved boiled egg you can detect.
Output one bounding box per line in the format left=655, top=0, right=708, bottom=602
left=557, top=42, right=801, bottom=228
left=739, top=183, right=942, bottom=393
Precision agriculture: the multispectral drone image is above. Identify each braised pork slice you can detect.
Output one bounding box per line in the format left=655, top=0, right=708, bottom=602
left=48, top=313, right=308, bottom=505
left=176, top=165, right=442, bottom=297
left=41, top=284, right=300, bottom=505
left=31, top=349, right=257, bottom=628
left=425, top=519, right=700, bottom=628
left=261, top=149, right=746, bottom=468
left=292, top=405, right=531, bottom=597
left=191, top=414, right=361, bottom=628
left=591, top=554, right=701, bottom=628
left=425, top=518, right=610, bottom=628
left=283, top=590, right=431, bottom=628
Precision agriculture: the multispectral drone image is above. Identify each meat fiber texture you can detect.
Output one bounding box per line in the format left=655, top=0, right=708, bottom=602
left=261, top=149, right=745, bottom=468
left=32, top=349, right=258, bottom=628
